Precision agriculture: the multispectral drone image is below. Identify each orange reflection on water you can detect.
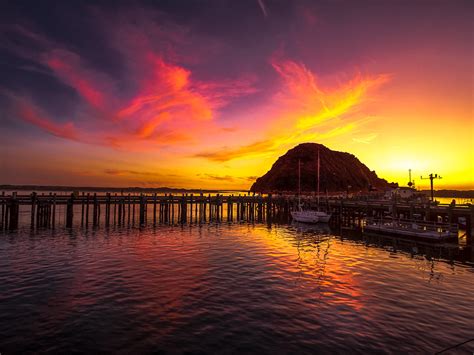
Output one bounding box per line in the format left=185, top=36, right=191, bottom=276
left=242, top=225, right=365, bottom=312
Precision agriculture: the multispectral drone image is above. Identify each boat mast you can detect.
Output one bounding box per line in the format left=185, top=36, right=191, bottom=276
left=298, top=159, right=301, bottom=210
left=317, top=149, right=320, bottom=211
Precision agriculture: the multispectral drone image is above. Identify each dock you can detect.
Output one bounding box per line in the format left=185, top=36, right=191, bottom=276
left=0, top=191, right=473, bottom=244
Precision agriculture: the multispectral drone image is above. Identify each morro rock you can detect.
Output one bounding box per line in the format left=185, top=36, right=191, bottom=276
left=250, top=143, right=394, bottom=193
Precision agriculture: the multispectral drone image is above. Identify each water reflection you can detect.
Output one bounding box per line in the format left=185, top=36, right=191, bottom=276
left=0, top=223, right=473, bottom=353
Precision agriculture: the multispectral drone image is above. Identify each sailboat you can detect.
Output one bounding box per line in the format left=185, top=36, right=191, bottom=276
left=314, top=149, right=332, bottom=223
left=290, top=150, right=332, bottom=223
left=291, top=159, right=320, bottom=223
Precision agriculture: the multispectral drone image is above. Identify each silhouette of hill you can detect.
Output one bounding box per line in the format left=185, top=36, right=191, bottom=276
left=250, top=143, right=395, bottom=193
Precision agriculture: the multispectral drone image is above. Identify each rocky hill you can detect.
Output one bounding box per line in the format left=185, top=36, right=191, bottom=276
left=250, top=143, right=395, bottom=193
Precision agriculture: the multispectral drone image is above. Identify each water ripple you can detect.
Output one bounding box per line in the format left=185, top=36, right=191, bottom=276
left=1, top=224, right=473, bottom=353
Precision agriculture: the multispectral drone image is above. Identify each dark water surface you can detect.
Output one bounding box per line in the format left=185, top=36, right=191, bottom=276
left=1, top=224, right=473, bottom=354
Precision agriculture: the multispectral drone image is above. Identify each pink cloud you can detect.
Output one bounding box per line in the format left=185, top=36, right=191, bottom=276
left=3, top=15, right=257, bottom=151
left=16, top=102, right=79, bottom=141
left=42, top=49, right=106, bottom=108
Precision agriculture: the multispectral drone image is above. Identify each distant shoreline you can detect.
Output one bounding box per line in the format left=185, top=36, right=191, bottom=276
left=0, top=185, right=244, bottom=194
left=419, top=189, right=474, bottom=198
left=1, top=185, right=473, bottom=198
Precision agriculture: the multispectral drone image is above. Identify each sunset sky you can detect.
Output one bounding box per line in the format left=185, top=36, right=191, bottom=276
left=0, top=0, right=472, bottom=190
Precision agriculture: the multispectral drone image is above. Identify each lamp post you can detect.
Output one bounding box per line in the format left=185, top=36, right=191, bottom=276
left=420, top=173, right=442, bottom=202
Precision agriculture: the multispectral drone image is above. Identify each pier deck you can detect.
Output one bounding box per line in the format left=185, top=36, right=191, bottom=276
left=0, top=192, right=473, bottom=243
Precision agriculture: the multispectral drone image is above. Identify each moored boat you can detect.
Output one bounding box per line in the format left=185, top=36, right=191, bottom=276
left=364, top=218, right=458, bottom=242
left=314, top=149, right=331, bottom=223
left=291, top=210, right=320, bottom=223
left=315, top=211, right=331, bottom=223
left=290, top=150, right=331, bottom=224
left=291, top=159, right=321, bottom=223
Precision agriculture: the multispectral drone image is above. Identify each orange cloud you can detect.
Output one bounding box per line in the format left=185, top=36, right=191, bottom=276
left=118, top=55, right=213, bottom=123
left=271, top=59, right=391, bottom=130
left=195, top=59, right=390, bottom=162
left=194, top=140, right=276, bottom=162
left=104, top=169, right=163, bottom=177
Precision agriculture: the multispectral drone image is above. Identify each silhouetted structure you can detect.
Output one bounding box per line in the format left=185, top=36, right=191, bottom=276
left=421, top=173, right=442, bottom=201
left=1, top=191, right=473, bottom=246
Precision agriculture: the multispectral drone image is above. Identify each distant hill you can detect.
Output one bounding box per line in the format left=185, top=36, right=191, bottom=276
left=250, top=143, right=396, bottom=193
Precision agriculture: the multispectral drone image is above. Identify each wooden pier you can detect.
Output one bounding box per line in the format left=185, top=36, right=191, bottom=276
left=0, top=191, right=473, bottom=244
left=0, top=192, right=290, bottom=230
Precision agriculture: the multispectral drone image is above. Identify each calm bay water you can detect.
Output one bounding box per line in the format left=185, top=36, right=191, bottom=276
left=1, top=223, right=473, bottom=353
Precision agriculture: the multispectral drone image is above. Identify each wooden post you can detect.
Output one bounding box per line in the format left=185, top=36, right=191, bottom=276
left=236, top=195, right=241, bottom=221
left=266, top=194, right=272, bottom=222
left=139, top=194, right=145, bottom=226
left=220, top=196, right=224, bottom=221
left=128, top=194, right=131, bottom=226
left=47, top=194, right=52, bottom=227
left=30, top=192, right=37, bottom=229
left=116, top=197, right=120, bottom=226
left=80, top=192, right=84, bottom=226
left=467, top=205, right=474, bottom=245
left=159, top=195, right=163, bottom=223
left=4, top=198, right=9, bottom=230
left=92, top=193, right=98, bottom=227
left=153, top=193, right=157, bottom=226
left=97, top=195, right=101, bottom=227
left=8, top=195, right=19, bottom=230
left=113, top=193, right=117, bottom=225
left=195, top=194, right=198, bottom=222
left=0, top=191, right=5, bottom=230
left=106, top=193, right=111, bottom=227
left=203, top=194, right=207, bottom=222
left=189, top=194, right=193, bottom=224
left=46, top=197, right=50, bottom=227
left=85, top=193, right=90, bottom=227
left=66, top=193, right=74, bottom=228
left=258, top=196, right=263, bottom=222
left=52, top=193, right=56, bottom=228
left=169, top=194, right=173, bottom=224
left=132, top=195, right=136, bottom=226
left=250, top=196, right=254, bottom=221
left=180, top=194, right=187, bottom=224
left=36, top=200, right=41, bottom=228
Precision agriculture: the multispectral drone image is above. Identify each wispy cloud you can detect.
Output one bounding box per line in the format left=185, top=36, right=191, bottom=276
left=42, top=49, right=109, bottom=109
left=257, top=0, right=268, bottom=18
left=195, top=59, right=390, bottom=162
left=194, top=140, right=276, bottom=162
left=14, top=100, right=80, bottom=141
left=104, top=169, right=172, bottom=177
left=198, top=174, right=258, bottom=183
left=1, top=13, right=257, bottom=150
left=352, top=133, right=378, bottom=144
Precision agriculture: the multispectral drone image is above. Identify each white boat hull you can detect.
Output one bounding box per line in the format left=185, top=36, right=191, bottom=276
left=291, top=210, right=332, bottom=224
left=291, top=210, right=319, bottom=223
left=364, top=220, right=458, bottom=241
left=315, top=211, right=331, bottom=223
